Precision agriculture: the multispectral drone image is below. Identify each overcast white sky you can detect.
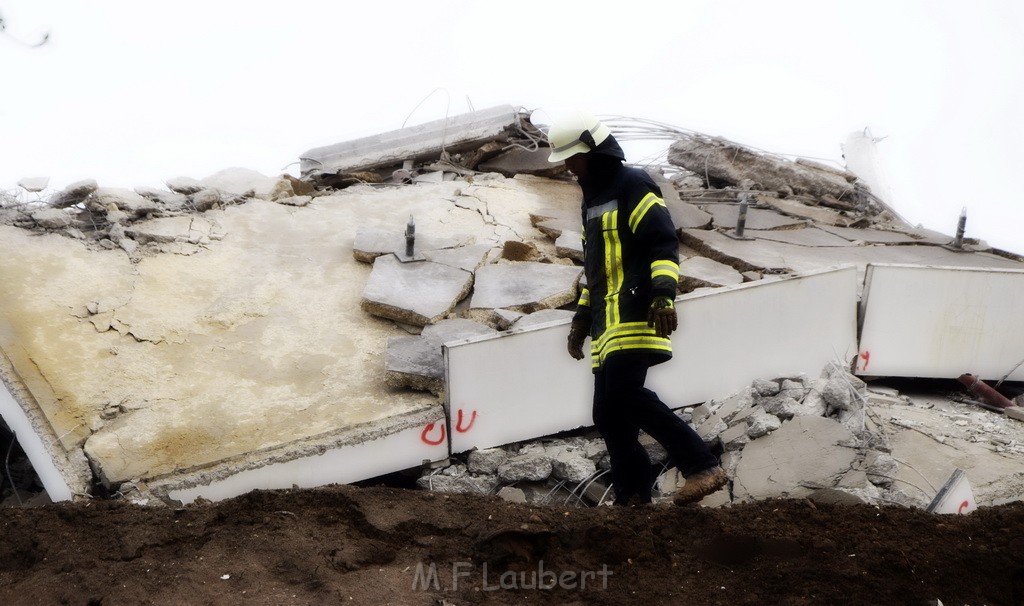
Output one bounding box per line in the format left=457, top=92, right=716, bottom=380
left=2, top=1, right=1022, bottom=252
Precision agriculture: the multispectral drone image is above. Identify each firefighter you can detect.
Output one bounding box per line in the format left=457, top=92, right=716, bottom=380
left=547, top=112, right=726, bottom=505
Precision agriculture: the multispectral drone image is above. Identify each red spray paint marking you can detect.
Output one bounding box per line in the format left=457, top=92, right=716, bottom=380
left=958, top=500, right=970, bottom=515
left=420, top=423, right=446, bottom=445
left=859, top=351, right=870, bottom=371
left=455, top=409, right=477, bottom=433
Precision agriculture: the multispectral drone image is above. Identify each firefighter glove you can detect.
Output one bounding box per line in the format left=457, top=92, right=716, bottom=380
left=567, top=320, right=588, bottom=361
left=648, top=296, right=677, bottom=338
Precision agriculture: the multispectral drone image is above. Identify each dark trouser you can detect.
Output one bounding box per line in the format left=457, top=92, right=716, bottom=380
left=593, top=353, right=719, bottom=504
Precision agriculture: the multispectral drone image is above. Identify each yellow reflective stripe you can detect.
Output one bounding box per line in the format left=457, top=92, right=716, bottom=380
left=602, top=210, right=623, bottom=329
left=578, top=288, right=590, bottom=307
left=651, top=259, right=679, bottom=281
left=592, top=321, right=652, bottom=350
left=628, top=193, right=665, bottom=233
left=593, top=338, right=673, bottom=367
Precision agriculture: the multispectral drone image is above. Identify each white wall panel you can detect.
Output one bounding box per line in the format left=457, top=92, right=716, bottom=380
left=446, top=266, right=860, bottom=453
left=857, top=264, right=1024, bottom=380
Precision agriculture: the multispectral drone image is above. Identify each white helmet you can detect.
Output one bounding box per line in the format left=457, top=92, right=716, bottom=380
left=546, top=112, right=613, bottom=163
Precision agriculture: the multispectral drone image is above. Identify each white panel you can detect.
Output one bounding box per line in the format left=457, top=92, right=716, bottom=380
left=857, top=264, right=1024, bottom=380
left=166, top=422, right=448, bottom=504
left=0, top=381, right=73, bottom=501
left=446, top=266, right=859, bottom=453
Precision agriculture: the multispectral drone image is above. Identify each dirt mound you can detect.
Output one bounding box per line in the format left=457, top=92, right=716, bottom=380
left=1, top=485, right=1022, bottom=605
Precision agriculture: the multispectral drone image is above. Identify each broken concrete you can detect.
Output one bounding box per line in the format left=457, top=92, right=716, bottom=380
left=361, top=254, right=474, bottom=327
left=385, top=319, right=496, bottom=395
left=468, top=262, right=582, bottom=317
left=678, top=255, right=744, bottom=291
left=300, top=105, right=522, bottom=176
left=668, top=134, right=857, bottom=200
left=732, top=415, right=858, bottom=501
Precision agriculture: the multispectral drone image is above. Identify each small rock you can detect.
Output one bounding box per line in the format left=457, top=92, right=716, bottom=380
left=496, top=486, right=527, bottom=503
left=746, top=408, right=782, bottom=438
left=752, top=378, right=780, bottom=397
left=760, top=395, right=803, bottom=420
left=467, top=448, right=508, bottom=475
left=497, top=453, right=552, bottom=483
left=551, top=452, right=597, bottom=484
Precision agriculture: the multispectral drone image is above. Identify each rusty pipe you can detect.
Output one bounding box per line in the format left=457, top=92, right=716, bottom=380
left=957, top=373, right=1015, bottom=409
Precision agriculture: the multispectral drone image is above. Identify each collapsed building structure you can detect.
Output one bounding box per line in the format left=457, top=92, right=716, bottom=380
left=1, top=105, right=1023, bottom=511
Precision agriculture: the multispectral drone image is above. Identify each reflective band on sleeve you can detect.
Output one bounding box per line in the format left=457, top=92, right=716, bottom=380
left=628, top=193, right=666, bottom=233
left=578, top=288, right=590, bottom=307
left=651, top=259, right=679, bottom=281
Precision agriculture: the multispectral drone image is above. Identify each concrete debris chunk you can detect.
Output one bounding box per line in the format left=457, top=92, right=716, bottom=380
left=89, top=188, right=162, bottom=218
left=423, top=244, right=491, bottom=273
left=198, top=167, right=279, bottom=199
left=511, top=309, right=575, bottom=330
left=497, top=453, right=553, bottom=483
left=668, top=134, right=857, bottom=200
left=733, top=415, right=858, bottom=501
left=48, top=179, right=98, bottom=208
left=554, top=231, right=584, bottom=262
left=469, top=262, right=582, bottom=318
left=300, top=105, right=521, bottom=176
left=467, top=448, right=509, bottom=475
left=701, top=204, right=806, bottom=231
left=30, top=207, right=75, bottom=229
left=361, top=255, right=473, bottom=327
left=478, top=146, right=565, bottom=178
left=385, top=319, right=496, bottom=394
left=191, top=189, right=224, bottom=212
left=551, top=451, right=597, bottom=484
left=495, top=486, right=527, bottom=503
left=679, top=255, right=744, bottom=292
left=757, top=395, right=802, bottom=419
left=18, top=177, right=50, bottom=192
left=864, top=451, right=898, bottom=487
left=165, top=176, right=203, bottom=195
left=758, top=196, right=857, bottom=227
left=746, top=408, right=782, bottom=438
left=752, top=378, right=780, bottom=397
left=135, top=186, right=189, bottom=210
left=416, top=470, right=499, bottom=495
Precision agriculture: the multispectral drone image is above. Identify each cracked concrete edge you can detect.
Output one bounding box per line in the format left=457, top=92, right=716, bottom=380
left=0, top=345, right=93, bottom=500
left=144, top=404, right=446, bottom=503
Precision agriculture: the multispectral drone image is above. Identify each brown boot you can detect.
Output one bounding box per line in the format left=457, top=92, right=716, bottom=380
left=673, top=466, right=727, bottom=506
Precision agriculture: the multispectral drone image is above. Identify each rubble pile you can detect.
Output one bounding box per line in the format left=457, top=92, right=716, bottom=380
left=417, top=361, right=1024, bottom=510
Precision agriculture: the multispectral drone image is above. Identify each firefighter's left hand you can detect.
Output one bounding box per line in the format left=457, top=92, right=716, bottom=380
left=647, top=296, right=677, bottom=338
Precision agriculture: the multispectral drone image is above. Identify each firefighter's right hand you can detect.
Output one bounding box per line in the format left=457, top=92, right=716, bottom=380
left=567, top=325, right=587, bottom=360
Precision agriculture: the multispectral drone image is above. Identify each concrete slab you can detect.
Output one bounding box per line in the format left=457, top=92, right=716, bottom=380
left=445, top=266, right=859, bottom=453
left=423, top=244, right=492, bottom=273
left=299, top=105, right=519, bottom=176
left=857, top=264, right=1024, bottom=381
left=702, top=204, right=806, bottom=231
left=679, top=256, right=745, bottom=291
left=17, top=177, right=50, bottom=192
left=478, top=146, right=564, bottom=178
left=469, top=262, right=582, bottom=315
left=742, top=226, right=856, bottom=247
left=732, top=415, right=858, bottom=501
left=681, top=228, right=1024, bottom=278
left=0, top=176, right=561, bottom=501
left=649, top=171, right=713, bottom=230
left=352, top=228, right=475, bottom=264
left=554, top=231, right=583, bottom=262
left=816, top=224, right=917, bottom=244
left=361, top=255, right=474, bottom=327
left=386, top=319, right=498, bottom=394
left=758, top=196, right=856, bottom=226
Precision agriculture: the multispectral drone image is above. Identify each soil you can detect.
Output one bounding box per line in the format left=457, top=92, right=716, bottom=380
left=2, top=486, right=1023, bottom=606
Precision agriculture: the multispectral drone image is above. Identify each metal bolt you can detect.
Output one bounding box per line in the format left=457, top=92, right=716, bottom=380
left=405, top=215, right=416, bottom=258
left=953, top=207, right=966, bottom=249
left=735, top=195, right=749, bottom=238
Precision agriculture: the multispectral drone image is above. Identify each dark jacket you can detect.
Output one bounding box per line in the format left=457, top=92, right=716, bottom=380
left=572, top=163, right=680, bottom=370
